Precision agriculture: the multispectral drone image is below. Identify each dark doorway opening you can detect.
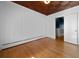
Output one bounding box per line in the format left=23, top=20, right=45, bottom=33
left=56, top=17, right=64, bottom=40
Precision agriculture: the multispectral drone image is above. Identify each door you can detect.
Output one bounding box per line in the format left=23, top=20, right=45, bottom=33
left=64, top=12, right=77, bottom=44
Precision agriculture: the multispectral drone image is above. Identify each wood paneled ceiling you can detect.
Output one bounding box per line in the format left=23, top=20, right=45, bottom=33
left=13, top=1, right=79, bottom=15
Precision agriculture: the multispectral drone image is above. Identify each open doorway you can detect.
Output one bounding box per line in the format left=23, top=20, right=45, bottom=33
left=56, top=17, right=64, bottom=40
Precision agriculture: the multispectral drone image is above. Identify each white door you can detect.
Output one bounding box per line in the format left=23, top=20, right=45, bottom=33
left=64, top=12, right=77, bottom=44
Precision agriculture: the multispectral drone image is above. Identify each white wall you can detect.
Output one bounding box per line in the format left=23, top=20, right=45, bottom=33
left=46, top=16, right=56, bottom=39
left=49, top=6, right=79, bottom=44
left=0, top=1, right=54, bottom=49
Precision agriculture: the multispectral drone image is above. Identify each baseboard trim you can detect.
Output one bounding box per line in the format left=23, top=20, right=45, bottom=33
left=64, top=41, right=78, bottom=46
left=1, top=36, right=46, bottom=50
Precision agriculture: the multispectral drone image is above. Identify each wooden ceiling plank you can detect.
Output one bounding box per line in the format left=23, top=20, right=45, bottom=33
left=12, top=1, right=79, bottom=15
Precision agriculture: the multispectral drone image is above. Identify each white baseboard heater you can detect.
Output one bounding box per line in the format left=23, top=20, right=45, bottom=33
left=1, top=36, right=46, bottom=50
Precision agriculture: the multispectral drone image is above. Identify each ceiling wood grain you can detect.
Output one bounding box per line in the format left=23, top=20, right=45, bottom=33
left=13, top=1, right=79, bottom=15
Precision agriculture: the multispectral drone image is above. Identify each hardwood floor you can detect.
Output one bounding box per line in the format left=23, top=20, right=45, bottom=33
left=0, top=37, right=79, bottom=58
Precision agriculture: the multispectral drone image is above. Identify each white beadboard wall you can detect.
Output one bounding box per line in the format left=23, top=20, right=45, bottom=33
left=0, top=1, right=54, bottom=49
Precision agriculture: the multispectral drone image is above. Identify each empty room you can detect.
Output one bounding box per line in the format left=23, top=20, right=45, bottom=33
left=0, top=0, right=79, bottom=58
